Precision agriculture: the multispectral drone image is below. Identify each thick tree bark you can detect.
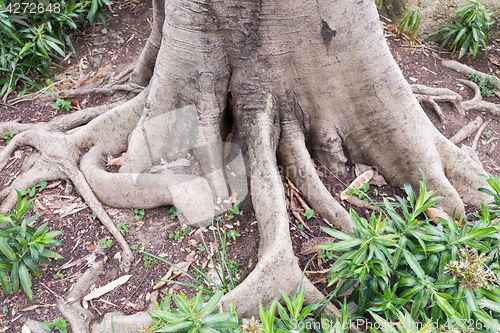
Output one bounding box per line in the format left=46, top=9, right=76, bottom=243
left=0, top=0, right=491, bottom=329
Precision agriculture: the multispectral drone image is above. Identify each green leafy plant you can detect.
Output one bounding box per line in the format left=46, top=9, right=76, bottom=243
left=2, top=305, right=7, bottom=317
left=375, top=0, right=383, bottom=11
left=396, top=7, right=420, bottom=38
left=52, top=273, right=63, bottom=279
left=0, top=191, right=63, bottom=299
left=318, top=172, right=500, bottom=329
left=318, top=249, right=335, bottom=261
left=427, top=0, right=495, bottom=59
left=2, top=131, right=16, bottom=144
left=116, top=221, right=128, bottom=234
left=98, top=238, right=112, bottom=249
left=134, top=208, right=145, bottom=221
left=467, top=71, right=499, bottom=97
left=130, top=242, right=144, bottom=251
left=483, top=130, right=492, bottom=138
left=148, top=290, right=239, bottom=332
left=0, top=0, right=113, bottom=99
left=144, top=255, right=157, bottom=269
left=304, top=208, right=314, bottom=220
left=227, top=202, right=240, bottom=220
left=52, top=98, right=72, bottom=111
left=227, top=229, right=241, bottom=242
left=169, top=227, right=190, bottom=242
left=41, top=317, right=67, bottom=333
left=168, top=206, right=180, bottom=220
left=227, top=259, right=241, bottom=277
left=141, top=217, right=246, bottom=296
left=20, top=181, right=47, bottom=197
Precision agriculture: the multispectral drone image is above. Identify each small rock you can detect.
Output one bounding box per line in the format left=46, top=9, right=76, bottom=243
left=92, top=35, right=109, bottom=46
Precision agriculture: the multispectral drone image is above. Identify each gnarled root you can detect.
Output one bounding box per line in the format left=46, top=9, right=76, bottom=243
left=221, top=104, right=346, bottom=327
left=411, top=60, right=500, bottom=117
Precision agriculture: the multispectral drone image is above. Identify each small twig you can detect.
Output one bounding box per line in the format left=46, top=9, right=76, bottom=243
left=40, top=282, right=64, bottom=299
left=0, top=102, right=19, bottom=110
left=292, top=211, right=313, bottom=232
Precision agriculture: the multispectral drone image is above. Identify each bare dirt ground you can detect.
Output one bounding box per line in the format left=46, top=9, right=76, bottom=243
left=1, top=2, right=500, bottom=331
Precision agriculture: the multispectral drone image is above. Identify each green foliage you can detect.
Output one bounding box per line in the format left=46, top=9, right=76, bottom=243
left=2, top=131, right=16, bottom=144
left=143, top=255, right=157, bottom=269
left=483, top=130, right=492, bottom=138
left=41, top=318, right=67, bottom=333
left=0, top=0, right=112, bottom=99
left=227, top=201, right=240, bottom=220
left=134, top=208, right=145, bottom=221
left=304, top=209, right=314, bottom=220
left=52, top=272, right=63, bottom=279
left=374, top=0, right=383, bottom=11
left=227, top=229, right=241, bottom=242
left=116, top=221, right=128, bottom=234
left=427, top=0, right=495, bottom=59
left=52, top=98, right=72, bottom=111
left=168, top=206, right=179, bottom=220
left=2, top=305, right=7, bottom=317
left=169, top=227, right=190, bottom=242
left=318, top=172, right=500, bottom=329
left=148, top=291, right=239, bottom=332
left=19, top=181, right=47, bottom=197
left=141, top=208, right=245, bottom=296
left=318, top=250, right=335, bottom=261
left=0, top=190, right=63, bottom=299
left=396, top=7, right=420, bottom=38
left=467, top=71, right=499, bottom=97
left=98, top=238, right=112, bottom=249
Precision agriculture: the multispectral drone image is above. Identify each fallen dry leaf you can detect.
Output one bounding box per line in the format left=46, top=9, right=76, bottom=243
left=340, top=169, right=374, bottom=200
left=345, top=196, right=376, bottom=210
left=21, top=325, right=31, bottom=333
left=107, top=152, right=127, bottom=166
left=424, top=207, right=449, bottom=223
left=306, top=269, right=330, bottom=285
left=83, top=275, right=132, bottom=302
left=354, top=165, right=386, bottom=185
left=69, top=100, right=81, bottom=110
left=153, top=253, right=196, bottom=290
left=153, top=266, right=174, bottom=290
left=489, top=54, right=500, bottom=68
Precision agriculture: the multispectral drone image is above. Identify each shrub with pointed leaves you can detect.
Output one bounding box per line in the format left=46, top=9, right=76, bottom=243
left=0, top=190, right=63, bottom=299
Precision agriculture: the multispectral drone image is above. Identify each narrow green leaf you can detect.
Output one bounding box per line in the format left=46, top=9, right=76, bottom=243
left=0, top=238, right=16, bottom=262
left=18, top=262, right=32, bottom=299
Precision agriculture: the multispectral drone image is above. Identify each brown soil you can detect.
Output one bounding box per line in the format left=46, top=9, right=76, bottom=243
left=1, top=2, right=500, bottom=331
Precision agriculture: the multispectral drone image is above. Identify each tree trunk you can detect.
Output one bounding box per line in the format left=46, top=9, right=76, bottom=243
left=0, top=0, right=490, bottom=328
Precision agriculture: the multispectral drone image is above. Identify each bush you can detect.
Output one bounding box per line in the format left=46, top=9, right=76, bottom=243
left=318, top=172, right=500, bottom=331
left=0, top=190, right=63, bottom=299
left=0, top=0, right=112, bottom=99
left=427, top=0, right=495, bottom=60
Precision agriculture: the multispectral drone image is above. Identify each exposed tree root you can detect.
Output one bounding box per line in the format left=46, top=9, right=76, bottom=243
left=220, top=110, right=348, bottom=328
left=450, top=116, right=483, bottom=145
left=0, top=102, right=121, bottom=138
left=411, top=60, right=500, bottom=117
left=90, top=293, right=157, bottom=333
left=35, top=83, right=145, bottom=102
